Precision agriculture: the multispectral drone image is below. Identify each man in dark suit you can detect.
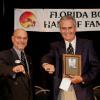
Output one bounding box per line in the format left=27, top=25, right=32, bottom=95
left=41, top=16, right=100, bottom=100
left=0, top=29, right=34, bottom=100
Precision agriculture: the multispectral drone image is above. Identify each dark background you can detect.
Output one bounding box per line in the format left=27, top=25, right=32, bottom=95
left=2, top=0, right=100, bottom=92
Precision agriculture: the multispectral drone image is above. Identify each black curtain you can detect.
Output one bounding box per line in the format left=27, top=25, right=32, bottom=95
left=2, top=0, right=100, bottom=91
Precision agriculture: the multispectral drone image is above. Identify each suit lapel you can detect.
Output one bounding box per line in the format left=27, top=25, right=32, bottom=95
left=75, top=38, right=84, bottom=74
left=54, top=40, right=66, bottom=78
left=10, top=48, right=20, bottom=66
left=75, top=38, right=83, bottom=55
left=58, top=40, right=66, bottom=55
left=10, top=48, right=30, bottom=90
left=59, top=38, right=83, bottom=55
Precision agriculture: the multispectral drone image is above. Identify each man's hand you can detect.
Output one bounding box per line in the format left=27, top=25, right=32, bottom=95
left=69, top=75, right=83, bottom=84
left=12, top=65, right=25, bottom=74
left=42, top=63, right=55, bottom=74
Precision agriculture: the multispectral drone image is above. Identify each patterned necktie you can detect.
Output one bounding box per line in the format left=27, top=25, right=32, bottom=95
left=67, top=43, right=74, bottom=54
left=21, top=51, right=27, bottom=72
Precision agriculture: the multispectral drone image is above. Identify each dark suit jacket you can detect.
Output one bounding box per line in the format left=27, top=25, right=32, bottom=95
left=0, top=48, right=33, bottom=100
left=41, top=37, right=100, bottom=100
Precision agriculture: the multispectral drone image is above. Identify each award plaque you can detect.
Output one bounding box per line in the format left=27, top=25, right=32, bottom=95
left=63, top=54, right=81, bottom=77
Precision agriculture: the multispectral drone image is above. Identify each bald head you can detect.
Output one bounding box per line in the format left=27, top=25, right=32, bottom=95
left=13, top=29, right=28, bottom=36
left=12, top=29, right=28, bottom=51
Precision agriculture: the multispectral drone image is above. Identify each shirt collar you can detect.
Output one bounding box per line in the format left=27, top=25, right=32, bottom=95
left=65, top=36, right=76, bottom=53
left=13, top=47, right=24, bottom=59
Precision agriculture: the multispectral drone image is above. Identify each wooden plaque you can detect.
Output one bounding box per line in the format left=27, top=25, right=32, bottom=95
left=63, top=54, right=81, bottom=77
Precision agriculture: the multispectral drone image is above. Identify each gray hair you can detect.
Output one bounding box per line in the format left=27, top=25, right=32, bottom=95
left=58, top=15, right=76, bottom=27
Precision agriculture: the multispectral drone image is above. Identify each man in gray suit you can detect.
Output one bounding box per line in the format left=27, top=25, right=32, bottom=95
left=0, top=29, right=34, bottom=100
left=41, top=15, right=100, bottom=100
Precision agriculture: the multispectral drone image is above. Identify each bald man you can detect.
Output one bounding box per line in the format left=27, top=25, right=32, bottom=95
left=0, top=29, right=34, bottom=100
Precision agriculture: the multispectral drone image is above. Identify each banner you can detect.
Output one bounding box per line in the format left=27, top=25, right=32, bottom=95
left=14, top=9, right=100, bottom=32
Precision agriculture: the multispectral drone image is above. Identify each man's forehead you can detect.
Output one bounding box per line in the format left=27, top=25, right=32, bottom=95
left=14, top=30, right=27, bottom=36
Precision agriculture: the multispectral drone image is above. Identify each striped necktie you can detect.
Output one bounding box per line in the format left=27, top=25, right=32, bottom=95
left=21, top=51, right=27, bottom=73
